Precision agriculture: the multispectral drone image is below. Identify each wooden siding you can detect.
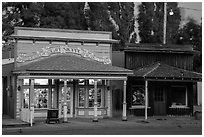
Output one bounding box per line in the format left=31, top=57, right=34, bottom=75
left=125, top=52, right=193, bottom=71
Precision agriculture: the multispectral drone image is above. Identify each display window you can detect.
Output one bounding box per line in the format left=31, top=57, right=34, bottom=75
left=23, top=88, right=30, bottom=108
left=78, top=87, right=85, bottom=108
left=131, top=86, right=145, bottom=106
left=34, top=88, right=48, bottom=108
left=88, top=88, right=102, bottom=108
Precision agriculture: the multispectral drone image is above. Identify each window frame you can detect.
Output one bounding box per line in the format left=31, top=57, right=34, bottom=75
left=171, top=86, right=188, bottom=107
left=131, top=85, right=146, bottom=108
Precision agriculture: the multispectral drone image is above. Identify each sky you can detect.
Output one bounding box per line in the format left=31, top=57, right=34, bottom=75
left=134, top=2, right=202, bottom=24
left=134, top=2, right=202, bottom=43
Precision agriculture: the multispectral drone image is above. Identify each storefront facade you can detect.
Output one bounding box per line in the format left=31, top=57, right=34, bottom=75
left=124, top=44, right=202, bottom=118
left=9, top=27, right=133, bottom=123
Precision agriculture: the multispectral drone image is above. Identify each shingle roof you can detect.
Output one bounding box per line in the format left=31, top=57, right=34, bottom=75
left=15, top=54, right=132, bottom=75
left=133, top=62, right=202, bottom=80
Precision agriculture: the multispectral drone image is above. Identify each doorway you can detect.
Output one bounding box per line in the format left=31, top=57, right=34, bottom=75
left=59, top=84, right=73, bottom=118
left=154, top=87, right=166, bottom=115
left=2, top=77, right=8, bottom=115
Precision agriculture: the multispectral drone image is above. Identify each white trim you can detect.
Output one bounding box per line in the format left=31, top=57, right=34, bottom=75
left=17, top=75, right=128, bottom=80
left=2, top=58, right=14, bottom=65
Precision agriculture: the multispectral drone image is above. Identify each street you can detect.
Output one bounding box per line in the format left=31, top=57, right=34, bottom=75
left=2, top=125, right=202, bottom=135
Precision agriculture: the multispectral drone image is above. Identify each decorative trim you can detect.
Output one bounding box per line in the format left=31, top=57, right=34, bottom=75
left=17, top=45, right=111, bottom=64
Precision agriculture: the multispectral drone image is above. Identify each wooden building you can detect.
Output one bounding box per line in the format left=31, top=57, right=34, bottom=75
left=3, top=27, right=133, bottom=124
left=124, top=44, right=202, bottom=118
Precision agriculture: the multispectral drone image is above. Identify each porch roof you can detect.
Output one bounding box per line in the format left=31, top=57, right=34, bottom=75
left=133, top=62, right=202, bottom=81
left=14, top=54, right=133, bottom=79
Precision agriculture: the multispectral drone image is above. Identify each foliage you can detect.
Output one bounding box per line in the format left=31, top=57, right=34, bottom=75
left=2, top=2, right=136, bottom=51
left=176, top=18, right=202, bottom=72
left=137, top=2, right=181, bottom=44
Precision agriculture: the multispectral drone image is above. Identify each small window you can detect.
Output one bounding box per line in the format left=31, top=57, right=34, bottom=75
left=23, top=79, right=29, bottom=85
left=34, top=79, right=48, bottom=85
left=89, top=79, right=94, bottom=85
left=79, top=79, right=85, bottom=85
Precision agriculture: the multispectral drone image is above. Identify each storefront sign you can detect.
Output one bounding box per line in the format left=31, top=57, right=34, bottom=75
left=17, top=45, right=111, bottom=64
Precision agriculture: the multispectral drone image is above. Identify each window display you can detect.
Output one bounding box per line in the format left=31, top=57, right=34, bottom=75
left=88, top=88, right=102, bottom=107
left=78, top=88, right=85, bottom=107
left=23, top=89, right=30, bottom=108
left=34, top=88, right=48, bottom=108
left=131, top=86, right=145, bottom=106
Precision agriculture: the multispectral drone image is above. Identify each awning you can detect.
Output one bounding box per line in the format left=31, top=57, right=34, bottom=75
left=133, top=62, right=202, bottom=81
left=14, top=54, right=133, bottom=80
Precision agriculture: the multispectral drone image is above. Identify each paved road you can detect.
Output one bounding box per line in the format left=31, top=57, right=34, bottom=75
left=2, top=126, right=201, bottom=135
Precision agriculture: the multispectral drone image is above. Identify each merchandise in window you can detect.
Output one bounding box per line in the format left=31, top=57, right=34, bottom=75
left=78, top=88, right=85, bottom=108
left=132, top=86, right=145, bottom=106
left=88, top=88, right=102, bottom=107
left=34, top=88, right=48, bottom=108
left=23, top=89, right=29, bottom=108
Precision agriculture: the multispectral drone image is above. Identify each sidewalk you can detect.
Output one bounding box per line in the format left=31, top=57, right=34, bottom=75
left=2, top=115, right=30, bottom=128
left=2, top=115, right=202, bottom=129
left=2, top=116, right=202, bottom=135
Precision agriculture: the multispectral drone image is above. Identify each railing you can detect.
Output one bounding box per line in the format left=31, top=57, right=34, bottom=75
left=168, top=106, right=190, bottom=116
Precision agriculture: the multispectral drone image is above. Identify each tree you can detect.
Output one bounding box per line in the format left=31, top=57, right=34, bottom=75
left=2, top=2, right=87, bottom=41
left=3, top=2, right=136, bottom=51
left=87, top=2, right=135, bottom=50
left=40, top=2, right=87, bottom=30
left=137, top=2, right=181, bottom=44
left=2, top=2, right=42, bottom=40
left=176, top=18, right=202, bottom=72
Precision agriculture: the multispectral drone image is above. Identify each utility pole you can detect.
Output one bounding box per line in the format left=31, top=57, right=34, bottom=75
left=163, top=2, right=167, bottom=45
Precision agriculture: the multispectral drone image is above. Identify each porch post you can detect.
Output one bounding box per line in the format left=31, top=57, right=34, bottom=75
left=122, top=80, right=127, bottom=121
left=63, top=79, right=68, bottom=122
left=30, top=79, right=35, bottom=126
left=93, top=79, right=98, bottom=122
left=145, top=80, right=148, bottom=120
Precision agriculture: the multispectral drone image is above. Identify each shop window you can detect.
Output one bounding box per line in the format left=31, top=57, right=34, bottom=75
left=23, top=89, right=30, bottom=108
left=171, top=86, right=187, bottom=107
left=88, top=88, right=102, bottom=107
left=131, top=86, right=145, bottom=106
left=34, top=88, right=48, bottom=108
left=78, top=88, right=85, bottom=108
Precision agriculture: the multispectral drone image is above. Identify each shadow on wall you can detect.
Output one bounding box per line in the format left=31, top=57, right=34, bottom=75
left=111, top=80, right=123, bottom=117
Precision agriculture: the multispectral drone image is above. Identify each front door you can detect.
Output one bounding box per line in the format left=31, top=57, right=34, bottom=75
left=154, top=87, right=166, bottom=115
left=59, top=84, right=73, bottom=118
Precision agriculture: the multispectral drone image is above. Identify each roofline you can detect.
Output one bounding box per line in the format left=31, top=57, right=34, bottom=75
left=14, top=27, right=113, bottom=35
left=129, top=76, right=202, bottom=82
left=9, top=35, right=119, bottom=44
left=13, top=70, right=134, bottom=75
left=124, top=49, right=196, bottom=54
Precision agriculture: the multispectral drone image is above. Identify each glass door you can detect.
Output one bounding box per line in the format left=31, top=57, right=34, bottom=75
left=59, top=84, right=73, bottom=118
